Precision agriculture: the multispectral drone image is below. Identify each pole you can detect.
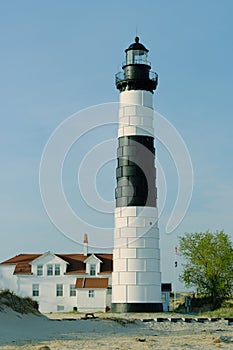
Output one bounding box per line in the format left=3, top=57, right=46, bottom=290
left=174, top=246, right=178, bottom=311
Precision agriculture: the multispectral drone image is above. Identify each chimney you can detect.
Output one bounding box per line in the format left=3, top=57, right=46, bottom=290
left=83, top=233, right=88, bottom=256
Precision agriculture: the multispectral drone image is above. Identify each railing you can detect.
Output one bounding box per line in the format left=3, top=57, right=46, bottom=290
left=115, top=71, right=158, bottom=84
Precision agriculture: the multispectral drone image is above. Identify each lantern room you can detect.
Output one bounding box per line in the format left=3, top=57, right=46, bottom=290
left=124, top=36, right=150, bottom=66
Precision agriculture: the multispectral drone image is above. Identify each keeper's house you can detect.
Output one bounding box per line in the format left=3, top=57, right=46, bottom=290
left=0, top=235, right=171, bottom=313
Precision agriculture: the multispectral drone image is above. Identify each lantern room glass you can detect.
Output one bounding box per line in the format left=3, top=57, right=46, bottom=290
left=126, top=49, right=149, bottom=65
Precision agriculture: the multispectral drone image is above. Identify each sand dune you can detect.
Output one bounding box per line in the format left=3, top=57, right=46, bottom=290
left=0, top=307, right=232, bottom=349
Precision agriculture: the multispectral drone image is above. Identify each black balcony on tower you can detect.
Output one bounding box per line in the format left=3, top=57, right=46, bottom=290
left=115, top=37, right=158, bottom=93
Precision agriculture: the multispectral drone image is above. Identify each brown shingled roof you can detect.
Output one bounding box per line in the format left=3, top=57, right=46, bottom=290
left=13, top=263, right=32, bottom=275
left=0, top=253, right=113, bottom=275
left=75, top=277, right=109, bottom=289
left=95, top=254, right=113, bottom=274
left=1, top=254, right=41, bottom=265
left=57, top=254, right=87, bottom=274
left=0, top=254, right=40, bottom=275
left=57, top=254, right=113, bottom=275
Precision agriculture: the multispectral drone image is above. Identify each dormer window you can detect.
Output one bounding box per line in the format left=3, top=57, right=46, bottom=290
left=84, top=254, right=102, bottom=275
left=90, top=264, right=96, bottom=276
left=47, top=264, right=53, bottom=276
left=37, top=265, right=43, bottom=276
left=55, top=264, right=60, bottom=276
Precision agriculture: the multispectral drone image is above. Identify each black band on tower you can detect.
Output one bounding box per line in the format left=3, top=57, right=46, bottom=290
left=111, top=302, right=163, bottom=313
left=115, top=135, right=157, bottom=207
left=115, top=64, right=158, bottom=93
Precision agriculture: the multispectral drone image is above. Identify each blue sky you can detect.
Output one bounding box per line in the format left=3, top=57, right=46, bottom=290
left=0, top=0, right=233, bottom=289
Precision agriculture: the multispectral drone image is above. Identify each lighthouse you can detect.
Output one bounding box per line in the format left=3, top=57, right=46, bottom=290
left=111, top=37, right=162, bottom=312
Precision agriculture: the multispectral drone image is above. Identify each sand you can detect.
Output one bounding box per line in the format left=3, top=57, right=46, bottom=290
left=0, top=307, right=232, bottom=349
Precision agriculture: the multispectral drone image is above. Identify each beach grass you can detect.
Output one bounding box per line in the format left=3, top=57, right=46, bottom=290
left=199, top=307, right=233, bottom=318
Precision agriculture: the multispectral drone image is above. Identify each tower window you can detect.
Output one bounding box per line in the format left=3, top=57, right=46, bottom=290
left=126, top=49, right=148, bottom=65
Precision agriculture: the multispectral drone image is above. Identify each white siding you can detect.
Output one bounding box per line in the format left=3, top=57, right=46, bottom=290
left=77, top=289, right=106, bottom=312
left=16, top=275, right=78, bottom=313
left=0, top=265, right=18, bottom=292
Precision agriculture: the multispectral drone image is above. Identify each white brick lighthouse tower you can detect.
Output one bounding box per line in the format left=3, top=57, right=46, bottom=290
left=111, top=37, right=162, bottom=312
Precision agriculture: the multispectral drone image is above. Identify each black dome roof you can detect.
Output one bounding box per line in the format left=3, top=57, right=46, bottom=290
left=125, top=37, right=149, bottom=53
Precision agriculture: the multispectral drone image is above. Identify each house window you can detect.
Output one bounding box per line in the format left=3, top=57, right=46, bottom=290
left=107, top=286, right=112, bottom=295
left=32, top=284, right=39, bottom=297
left=37, top=265, right=43, bottom=276
left=90, top=264, right=96, bottom=276
left=55, top=264, right=60, bottom=276
left=56, top=284, right=63, bottom=297
left=88, top=289, right=95, bottom=298
left=70, top=284, right=76, bottom=297
left=57, top=305, right=64, bottom=311
left=47, top=264, right=53, bottom=276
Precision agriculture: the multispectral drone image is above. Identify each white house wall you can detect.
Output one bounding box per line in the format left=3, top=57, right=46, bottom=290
left=76, top=289, right=106, bottom=312
left=0, top=268, right=112, bottom=313
left=18, top=275, right=78, bottom=313
left=0, top=265, right=17, bottom=291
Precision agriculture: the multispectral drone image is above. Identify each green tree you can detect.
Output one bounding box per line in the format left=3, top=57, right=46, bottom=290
left=179, top=230, right=233, bottom=309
